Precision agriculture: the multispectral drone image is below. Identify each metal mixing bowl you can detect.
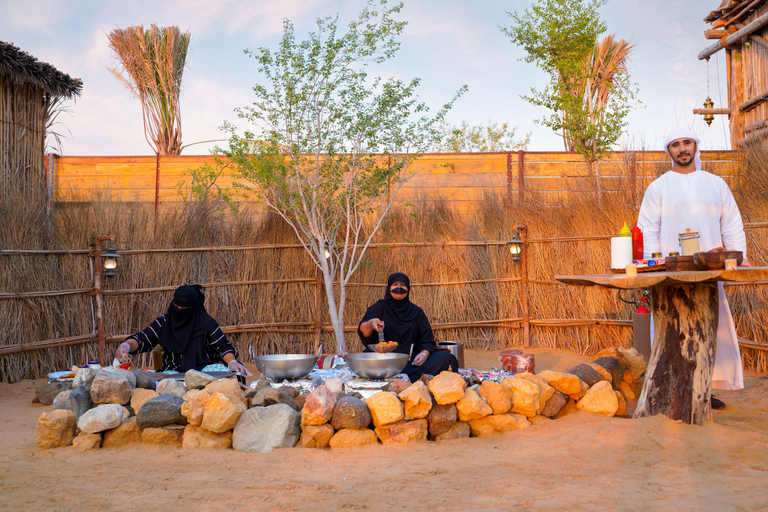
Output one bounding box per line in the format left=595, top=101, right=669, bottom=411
left=253, top=354, right=318, bottom=380
left=345, top=353, right=410, bottom=380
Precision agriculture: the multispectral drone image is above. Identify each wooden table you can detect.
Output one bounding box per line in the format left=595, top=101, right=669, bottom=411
left=555, top=267, right=768, bottom=425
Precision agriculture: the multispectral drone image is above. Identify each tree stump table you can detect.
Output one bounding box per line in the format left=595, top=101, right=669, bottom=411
left=555, top=267, right=768, bottom=425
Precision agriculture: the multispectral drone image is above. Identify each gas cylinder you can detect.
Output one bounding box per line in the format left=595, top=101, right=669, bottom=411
left=633, top=296, right=651, bottom=361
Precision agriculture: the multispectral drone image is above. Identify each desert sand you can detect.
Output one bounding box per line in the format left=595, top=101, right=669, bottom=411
left=2, top=348, right=768, bottom=512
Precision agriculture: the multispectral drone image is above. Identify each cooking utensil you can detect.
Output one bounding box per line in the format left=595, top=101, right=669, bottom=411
left=344, top=352, right=409, bottom=380
left=693, top=250, right=743, bottom=270
left=252, top=354, right=318, bottom=381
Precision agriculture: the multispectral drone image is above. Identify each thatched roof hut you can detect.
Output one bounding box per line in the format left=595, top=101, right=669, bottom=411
left=0, top=41, right=82, bottom=193
left=696, top=1, right=768, bottom=147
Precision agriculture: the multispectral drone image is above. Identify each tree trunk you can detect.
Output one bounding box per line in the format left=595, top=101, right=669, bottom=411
left=323, top=271, right=347, bottom=356
left=633, top=283, right=719, bottom=425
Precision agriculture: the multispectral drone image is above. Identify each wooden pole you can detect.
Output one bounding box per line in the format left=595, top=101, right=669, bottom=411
left=154, top=152, right=160, bottom=234
left=633, top=283, right=719, bottom=425
left=517, top=150, right=525, bottom=206
left=517, top=224, right=530, bottom=348
left=505, top=152, right=512, bottom=206
left=630, top=151, right=637, bottom=209
left=730, top=47, right=746, bottom=148
left=90, top=234, right=114, bottom=365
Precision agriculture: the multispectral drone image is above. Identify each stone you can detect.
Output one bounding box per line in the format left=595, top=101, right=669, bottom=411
left=233, top=404, right=301, bottom=453
left=72, top=432, right=102, bottom=451
left=299, top=424, right=335, bottom=448
left=130, top=368, right=156, bottom=390
left=182, top=425, right=233, bottom=449
left=35, top=382, right=72, bottom=406
left=53, top=385, right=91, bottom=420
left=500, top=377, right=540, bottom=418
left=478, top=380, right=513, bottom=415
left=278, top=386, right=299, bottom=398
left=181, top=389, right=212, bottom=426
left=591, top=357, right=624, bottom=389
left=185, top=369, right=216, bottom=390
left=618, top=347, right=648, bottom=381
left=515, top=373, right=555, bottom=414
left=156, top=378, right=187, bottom=398
left=122, top=406, right=132, bottom=419
left=576, top=380, right=619, bottom=416
left=569, top=380, right=590, bottom=402
left=435, top=421, right=470, bottom=441
left=130, top=388, right=159, bottom=415
left=566, top=364, right=606, bottom=387
left=325, top=378, right=343, bottom=395
left=588, top=363, right=614, bottom=383
left=114, top=368, right=137, bottom=389
left=73, top=368, right=98, bottom=391
left=594, top=347, right=626, bottom=366
left=201, top=392, right=247, bottom=433
left=618, top=381, right=636, bottom=401
left=398, top=382, right=433, bottom=419
left=295, top=393, right=309, bottom=411
left=142, top=427, right=183, bottom=447
left=329, top=428, right=378, bottom=449
left=136, top=393, right=186, bottom=428
left=387, top=379, right=412, bottom=394
left=375, top=418, right=428, bottom=444
left=537, top=370, right=585, bottom=395
left=205, top=378, right=246, bottom=407
left=419, top=374, right=435, bottom=383
left=616, top=391, right=627, bottom=416
left=78, top=404, right=125, bottom=434
left=252, top=387, right=299, bottom=412
left=301, top=385, right=337, bottom=426
left=90, top=374, right=132, bottom=405
left=468, top=413, right=530, bottom=436
left=556, top=398, right=579, bottom=418
left=540, top=389, right=570, bottom=419
left=102, top=417, right=142, bottom=447
left=427, top=371, right=466, bottom=405
left=456, top=389, right=493, bottom=421
left=331, top=395, right=372, bottom=430
left=36, top=409, right=77, bottom=448
left=426, top=402, right=458, bottom=437
left=366, top=391, right=404, bottom=427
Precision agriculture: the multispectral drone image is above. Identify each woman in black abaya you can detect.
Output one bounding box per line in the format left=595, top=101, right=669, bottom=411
left=358, top=273, right=459, bottom=381
left=116, top=285, right=249, bottom=376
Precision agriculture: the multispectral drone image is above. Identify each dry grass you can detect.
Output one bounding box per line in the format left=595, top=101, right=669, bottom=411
left=1, top=148, right=767, bottom=382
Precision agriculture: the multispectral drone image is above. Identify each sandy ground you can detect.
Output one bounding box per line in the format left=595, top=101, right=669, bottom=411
left=2, top=348, right=768, bottom=512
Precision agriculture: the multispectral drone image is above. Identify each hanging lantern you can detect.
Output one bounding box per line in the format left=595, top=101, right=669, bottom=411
left=506, top=234, right=523, bottom=262
left=102, top=248, right=122, bottom=277
left=703, top=97, right=715, bottom=127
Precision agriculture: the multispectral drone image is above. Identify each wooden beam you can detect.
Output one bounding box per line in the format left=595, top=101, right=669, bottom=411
left=739, top=90, right=768, bottom=112
left=744, top=119, right=767, bottom=133
left=730, top=47, right=746, bottom=148
left=740, top=127, right=768, bottom=146
left=692, top=108, right=731, bottom=115
left=725, top=0, right=765, bottom=27
left=699, top=11, right=768, bottom=60
left=705, top=29, right=729, bottom=39
left=750, top=33, right=768, bottom=50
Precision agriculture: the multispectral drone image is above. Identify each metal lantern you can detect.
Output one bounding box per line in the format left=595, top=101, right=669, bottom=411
left=324, top=242, right=331, bottom=260
left=506, top=234, right=523, bottom=262
left=102, top=248, right=122, bottom=277
left=703, top=97, right=715, bottom=126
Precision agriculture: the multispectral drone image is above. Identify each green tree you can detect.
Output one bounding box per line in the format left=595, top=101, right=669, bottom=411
left=502, top=0, right=636, bottom=174
left=222, top=0, right=465, bottom=354
left=108, top=25, right=190, bottom=155
left=436, top=120, right=530, bottom=152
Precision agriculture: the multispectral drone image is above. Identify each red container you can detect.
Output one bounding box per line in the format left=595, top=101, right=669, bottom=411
left=498, top=349, right=534, bottom=374
left=631, top=223, right=644, bottom=261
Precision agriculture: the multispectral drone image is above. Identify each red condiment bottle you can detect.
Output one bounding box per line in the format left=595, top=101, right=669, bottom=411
left=631, top=223, right=644, bottom=261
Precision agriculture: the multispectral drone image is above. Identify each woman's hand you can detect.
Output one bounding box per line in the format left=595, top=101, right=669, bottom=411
left=412, top=350, right=430, bottom=366
left=360, top=318, right=385, bottom=337
left=116, top=339, right=136, bottom=362
left=227, top=359, right=252, bottom=376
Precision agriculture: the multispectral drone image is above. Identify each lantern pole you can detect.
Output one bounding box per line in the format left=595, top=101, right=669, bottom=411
left=516, top=224, right=530, bottom=348
left=90, top=234, right=114, bottom=364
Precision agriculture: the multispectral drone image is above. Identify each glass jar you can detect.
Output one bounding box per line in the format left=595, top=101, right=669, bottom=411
left=678, top=229, right=700, bottom=256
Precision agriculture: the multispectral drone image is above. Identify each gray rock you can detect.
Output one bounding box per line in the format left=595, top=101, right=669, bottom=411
left=278, top=386, right=299, bottom=398
left=136, top=393, right=186, bottom=428
left=331, top=396, right=372, bottom=430
left=592, top=357, right=624, bottom=389
left=566, top=363, right=605, bottom=387
left=540, top=389, right=569, bottom=419
left=426, top=402, right=458, bottom=437
left=53, top=385, right=91, bottom=419
left=78, top=404, right=125, bottom=434
left=185, top=369, right=216, bottom=390
left=233, top=404, right=301, bottom=453
left=114, top=369, right=137, bottom=389
left=35, top=382, right=72, bottom=406
left=130, top=368, right=155, bottom=390
left=252, top=387, right=299, bottom=411
left=156, top=378, right=187, bottom=397
left=90, top=374, right=132, bottom=405
left=73, top=368, right=98, bottom=391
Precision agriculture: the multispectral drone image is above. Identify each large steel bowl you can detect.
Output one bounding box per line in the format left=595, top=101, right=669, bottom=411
left=253, top=354, right=317, bottom=381
left=345, top=353, right=410, bottom=380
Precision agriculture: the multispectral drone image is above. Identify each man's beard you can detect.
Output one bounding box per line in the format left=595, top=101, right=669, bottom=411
left=673, top=152, right=694, bottom=167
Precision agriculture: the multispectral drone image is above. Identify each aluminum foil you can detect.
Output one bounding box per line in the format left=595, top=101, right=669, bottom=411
left=344, top=374, right=410, bottom=399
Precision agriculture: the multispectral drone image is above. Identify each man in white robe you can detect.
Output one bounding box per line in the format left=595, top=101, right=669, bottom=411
left=637, top=128, right=748, bottom=402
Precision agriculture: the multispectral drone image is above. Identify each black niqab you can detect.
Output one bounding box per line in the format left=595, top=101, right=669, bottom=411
left=159, top=285, right=217, bottom=371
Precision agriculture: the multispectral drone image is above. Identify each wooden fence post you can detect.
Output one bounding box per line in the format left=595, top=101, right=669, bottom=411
left=517, top=224, right=530, bottom=348
left=630, top=151, right=637, bottom=208
left=154, top=152, right=161, bottom=233
left=89, top=234, right=114, bottom=364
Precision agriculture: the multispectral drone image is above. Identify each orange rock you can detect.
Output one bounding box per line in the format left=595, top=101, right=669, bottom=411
left=576, top=381, right=619, bottom=416
left=375, top=419, right=428, bottom=444
left=102, top=417, right=142, bottom=447
left=427, top=371, right=466, bottom=405
left=615, top=391, right=627, bottom=416
left=328, top=428, right=378, bottom=448
left=181, top=389, right=212, bottom=426
left=366, top=391, right=404, bottom=427
left=299, top=424, right=335, bottom=448
left=456, top=389, right=493, bottom=422
left=537, top=370, right=585, bottom=395
left=141, top=426, right=183, bottom=447
left=36, top=409, right=77, bottom=449
left=301, top=385, right=337, bottom=426
left=182, top=425, right=233, bottom=449
left=204, top=378, right=246, bottom=408
left=515, top=373, right=555, bottom=414
left=478, top=380, right=512, bottom=415
left=398, top=382, right=433, bottom=419
left=200, top=392, right=247, bottom=433
left=500, top=377, right=540, bottom=418
left=467, top=413, right=530, bottom=436
left=72, top=432, right=102, bottom=451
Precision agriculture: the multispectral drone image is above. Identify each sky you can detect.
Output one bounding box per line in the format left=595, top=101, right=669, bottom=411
left=0, top=0, right=732, bottom=156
